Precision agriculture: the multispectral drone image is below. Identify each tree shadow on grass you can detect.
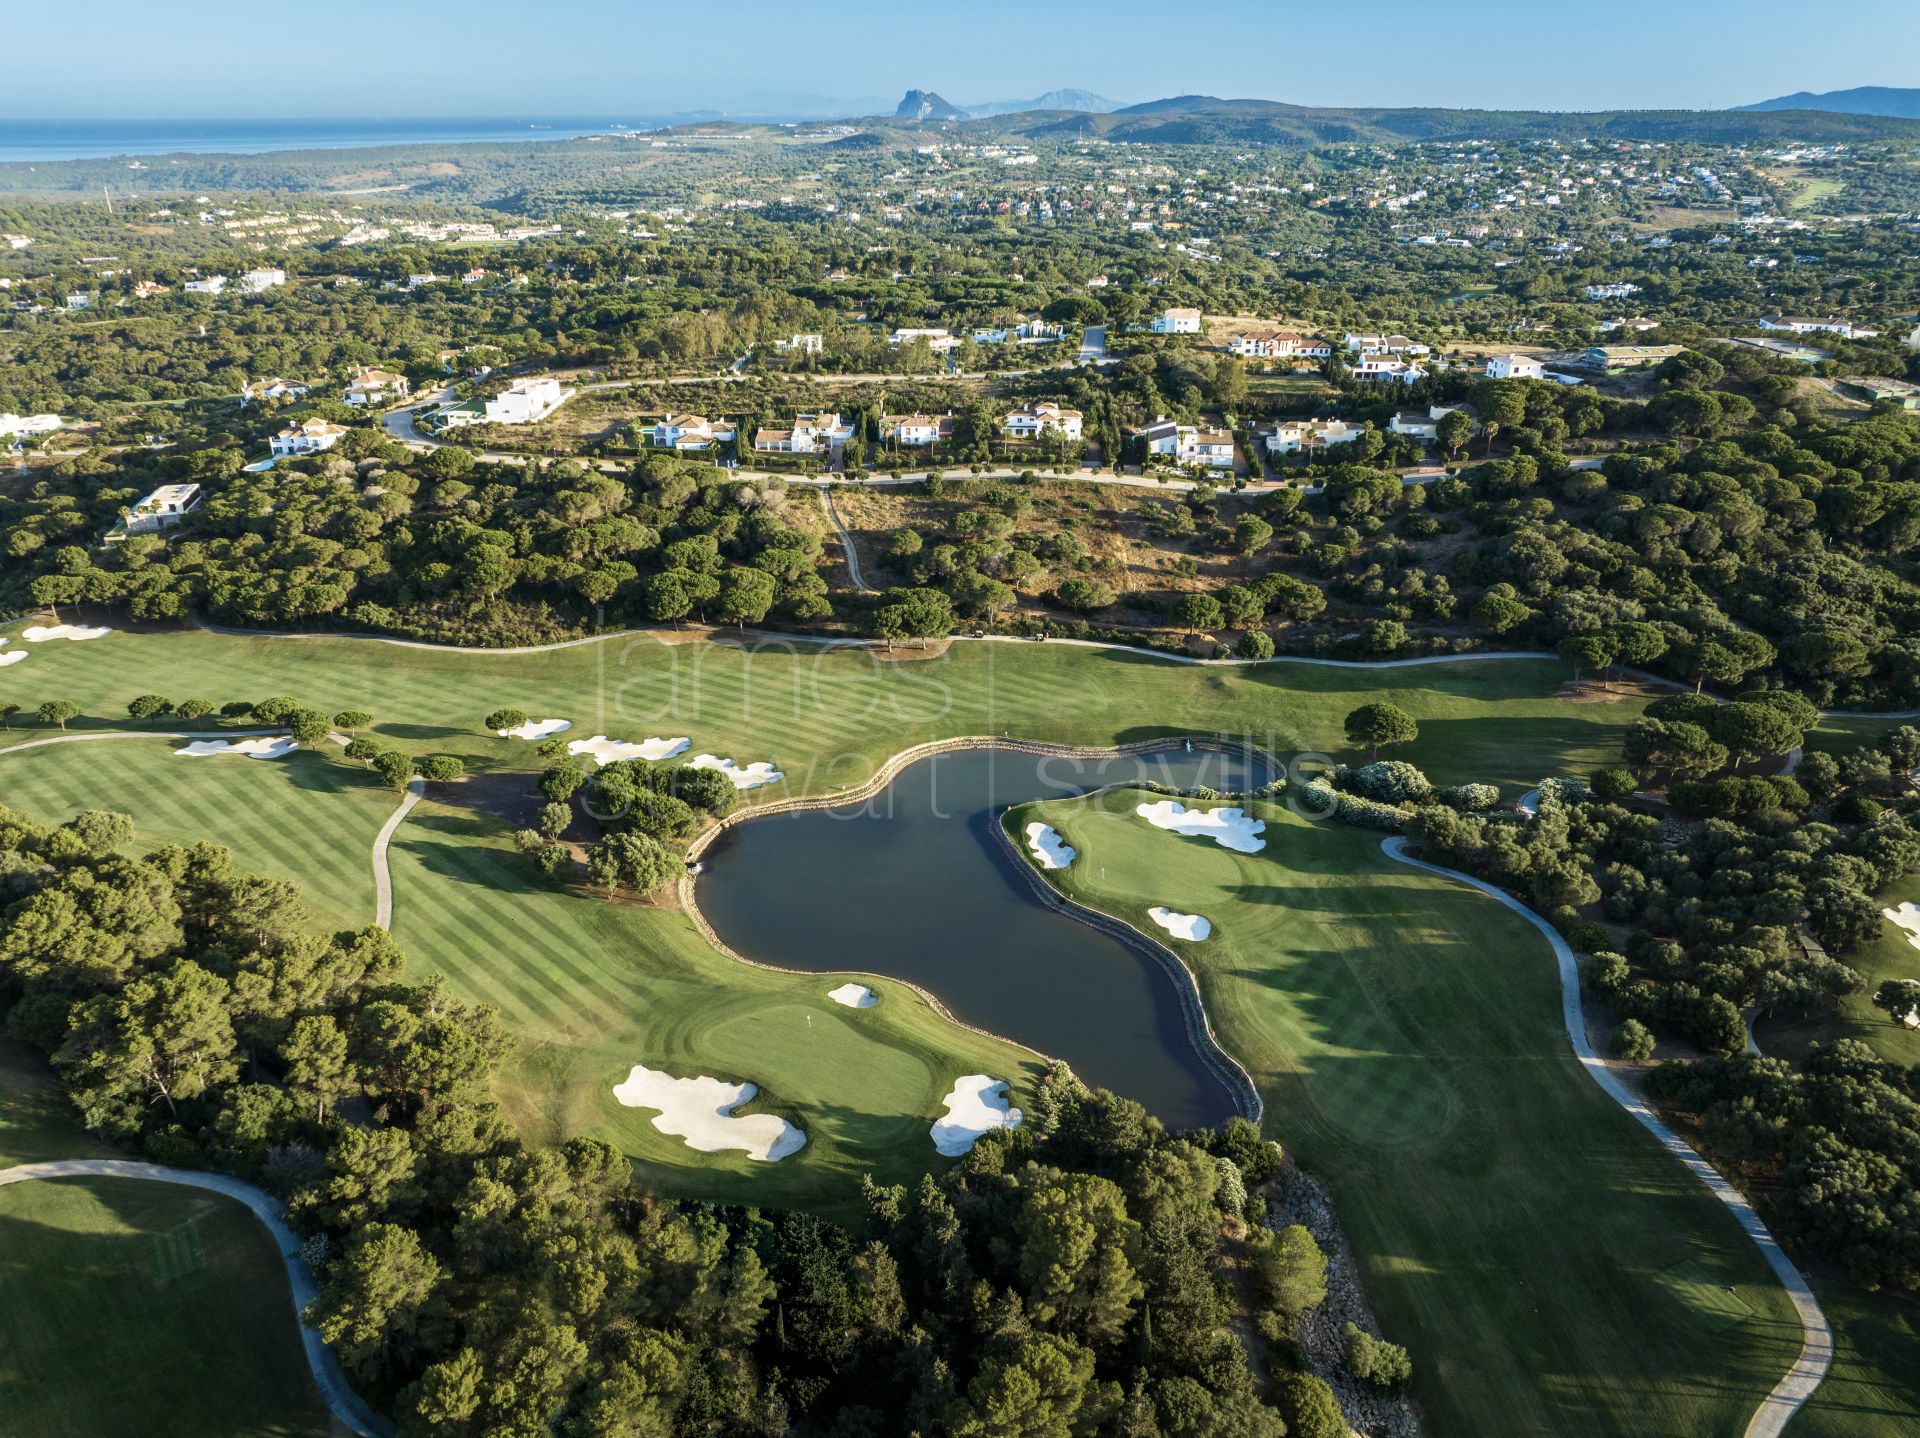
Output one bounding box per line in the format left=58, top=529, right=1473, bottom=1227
left=374, top=722, right=469, bottom=741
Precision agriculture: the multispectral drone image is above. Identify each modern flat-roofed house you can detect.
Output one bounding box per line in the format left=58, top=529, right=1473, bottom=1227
left=1265, top=418, right=1366, bottom=453
left=1004, top=402, right=1084, bottom=440
left=270, top=419, right=348, bottom=457
left=754, top=411, right=855, bottom=454
left=1150, top=307, right=1202, bottom=334
left=1345, top=333, right=1428, bottom=356
left=643, top=413, right=737, bottom=450
left=476, top=375, right=573, bottom=425
left=880, top=413, right=951, bottom=447
left=240, top=268, right=287, bottom=292
left=1485, top=354, right=1547, bottom=380
left=1584, top=282, right=1641, bottom=300
left=1390, top=410, right=1442, bottom=440
left=1842, top=377, right=1920, bottom=410
left=242, top=377, right=310, bottom=404
left=184, top=275, right=229, bottom=295
left=1581, top=344, right=1686, bottom=371
left=0, top=412, right=64, bottom=438
left=344, top=367, right=411, bottom=406
left=772, top=333, right=823, bottom=354
left=1758, top=314, right=1862, bottom=339
left=120, top=483, right=202, bottom=534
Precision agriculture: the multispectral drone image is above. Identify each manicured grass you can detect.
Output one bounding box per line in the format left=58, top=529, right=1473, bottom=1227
left=1, top=738, right=394, bottom=932
left=1010, top=788, right=1806, bottom=1438
left=388, top=798, right=1047, bottom=1218
left=0, top=623, right=1645, bottom=795
left=0, top=1177, right=338, bottom=1438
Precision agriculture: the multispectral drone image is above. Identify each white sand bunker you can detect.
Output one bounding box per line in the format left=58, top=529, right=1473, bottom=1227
left=568, top=735, right=690, bottom=766
left=689, top=754, right=785, bottom=790
left=828, top=983, right=877, bottom=1008
left=1025, top=822, right=1076, bottom=870
left=1885, top=902, right=1920, bottom=953
left=1148, top=907, right=1212, bottom=941
left=0, top=649, right=25, bottom=669
left=611, top=1064, right=807, bottom=1161
left=23, top=623, right=112, bottom=643
left=1134, top=799, right=1266, bottom=853
left=932, top=1075, right=1024, bottom=1157
left=498, top=717, right=572, bottom=741
left=176, top=736, right=300, bottom=760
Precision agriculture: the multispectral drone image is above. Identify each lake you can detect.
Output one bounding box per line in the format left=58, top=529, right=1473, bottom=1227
left=697, top=744, right=1272, bottom=1130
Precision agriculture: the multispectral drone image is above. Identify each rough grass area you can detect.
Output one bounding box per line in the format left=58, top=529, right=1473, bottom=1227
left=1008, top=787, right=1805, bottom=1438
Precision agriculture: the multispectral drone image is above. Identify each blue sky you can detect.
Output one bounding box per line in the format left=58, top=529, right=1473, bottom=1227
left=8, top=0, right=1920, bottom=118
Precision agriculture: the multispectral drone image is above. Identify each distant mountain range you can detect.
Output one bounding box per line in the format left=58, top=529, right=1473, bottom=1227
left=1737, top=86, right=1920, bottom=120
left=861, top=92, right=1920, bottom=146
left=892, top=88, right=1119, bottom=121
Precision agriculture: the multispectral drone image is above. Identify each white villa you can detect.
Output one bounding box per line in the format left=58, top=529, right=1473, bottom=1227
left=120, top=483, right=202, bottom=534
left=240, top=268, right=287, bottom=292
left=1485, top=354, right=1547, bottom=380
left=1150, top=307, right=1202, bottom=334
left=1585, top=282, right=1641, bottom=300
left=888, top=327, right=960, bottom=352
left=642, top=413, right=736, bottom=451
left=1758, top=314, right=1870, bottom=339
left=880, top=413, right=951, bottom=447
left=754, top=411, right=856, bottom=454
left=1228, top=327, right=1331, bottom=360
left=1141, top=416, right=1234, bottom=468
left=772, top=333, right=824, bottom=355
left=0, top=412, right=64, bottom=438
left=184, top=275, right=229, bottom=295
left=481, top=375, right=573, bottom=425
left=1265, top=418, right=1366, bottom=454
left=344, top=367, right=411, bottom=406
left=1345, top=333, right=1429, bottom=356
left=242, top=377, right=310, bottom=404
left=1352, top=353, right=1428, bottom=384
left=270, top=418, right=348, bottom=457
left=1004, top=402, right=1083, bottom=440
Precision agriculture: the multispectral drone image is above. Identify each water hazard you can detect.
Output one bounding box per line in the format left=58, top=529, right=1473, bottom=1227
left=696, top=744, right=1272, bottom=1129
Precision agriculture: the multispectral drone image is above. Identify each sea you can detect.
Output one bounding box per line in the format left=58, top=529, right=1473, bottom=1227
left=0, top=117, right=683, bottom=164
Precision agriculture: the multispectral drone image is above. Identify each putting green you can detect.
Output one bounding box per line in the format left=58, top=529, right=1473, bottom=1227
left=1011, top=787, right=1806, bottom=1438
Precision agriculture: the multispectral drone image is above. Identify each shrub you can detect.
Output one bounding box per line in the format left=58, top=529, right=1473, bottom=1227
left=1353, top=760, right=1432, bottom=805
left=1438, top=782, right=1500, bottom=811
left=1343, top=1322, right=1413, bottom=1390
left=1611, top=1019, right=1657, bottom=1061
left=1589, top=765, right=1637, bottom=801
left=1277, top=1372, right=1347, bottom=1438
left=1302, top=781, right=1410, bottom=832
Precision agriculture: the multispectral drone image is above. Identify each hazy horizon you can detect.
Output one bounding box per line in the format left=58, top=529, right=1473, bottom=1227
left=5, top=0, right=1918, bottom=121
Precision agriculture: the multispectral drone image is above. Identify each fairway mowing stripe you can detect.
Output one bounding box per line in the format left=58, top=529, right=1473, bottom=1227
left=394, top=869, right=594, bottom=1026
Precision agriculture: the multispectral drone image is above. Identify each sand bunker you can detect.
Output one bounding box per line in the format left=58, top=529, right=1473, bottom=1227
left=611, top=1064, right=806, bottom=1161
left=1148, top=906, right=1212, bottom=941
left=1885, top=901, right=1920, bottom=953
left=1134, top=799, right=1266, bottom=853
left=828, top=983, right=877, bottom=1008
left=689, top=754, right=785, bottom=790
left=0, top=650, right=24, bottom=669
left=568, top=735, right=690, bottom=766
left=176, top=736, right=300, bottom=759
left=497, top=717, right=572, bottom=741
left=932, top=1075, right=1024, bottom=1157
left=22, top=623, right=112, bottom=643
left=1025, top=822, right=1076, bottom=869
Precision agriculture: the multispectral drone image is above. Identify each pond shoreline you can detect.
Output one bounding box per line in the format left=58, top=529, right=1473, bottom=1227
left=679, top=734, right=1272, bottom=1126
